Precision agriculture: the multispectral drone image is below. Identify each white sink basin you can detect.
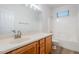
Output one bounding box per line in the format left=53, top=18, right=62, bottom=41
left=10, top=38, right=30, bottom=44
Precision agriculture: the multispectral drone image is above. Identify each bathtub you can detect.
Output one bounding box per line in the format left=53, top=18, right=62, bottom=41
left=58, top=40, right=79, bottom=52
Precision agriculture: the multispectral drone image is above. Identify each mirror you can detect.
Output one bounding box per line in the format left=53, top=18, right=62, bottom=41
left=0, top=4, right=41, bottom=39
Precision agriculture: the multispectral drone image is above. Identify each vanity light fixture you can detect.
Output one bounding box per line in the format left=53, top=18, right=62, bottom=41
left=30, top=4, right=41, bottom=11
left=25, top=4, right=41, bottom=11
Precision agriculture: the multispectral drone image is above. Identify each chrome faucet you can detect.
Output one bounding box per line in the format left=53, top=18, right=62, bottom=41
left=17, top=30, right=22, bottom=38
left=12, top=30, right=22, bottom=39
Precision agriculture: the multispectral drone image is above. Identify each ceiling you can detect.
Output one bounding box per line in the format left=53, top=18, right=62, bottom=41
left=39, top=4, right=79, bottom=9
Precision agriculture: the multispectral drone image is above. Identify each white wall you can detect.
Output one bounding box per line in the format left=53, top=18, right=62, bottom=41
left=77, top=5, right=79, bottom=41
left=39, top=5, right=53, bottom=33
left=52, top=5, right=78, bottom=42
left=0, top=4, right=41, bottom=39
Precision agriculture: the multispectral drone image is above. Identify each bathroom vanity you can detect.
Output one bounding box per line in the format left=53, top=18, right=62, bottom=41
left=7, top=35, right=52, bottom=54
left=0, top=33, right=52, bottom=54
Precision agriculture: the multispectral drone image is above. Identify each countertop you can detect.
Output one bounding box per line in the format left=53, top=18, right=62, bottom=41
left=0, top=33, right=52, bottom=54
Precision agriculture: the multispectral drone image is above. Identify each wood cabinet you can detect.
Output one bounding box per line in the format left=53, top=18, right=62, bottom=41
left=7, top=35, right=52, bottom=54
left=45, top=35, right=52, bottom=54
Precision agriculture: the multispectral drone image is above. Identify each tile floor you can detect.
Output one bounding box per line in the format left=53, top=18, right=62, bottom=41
left=52, top=42, right=79, bottom=54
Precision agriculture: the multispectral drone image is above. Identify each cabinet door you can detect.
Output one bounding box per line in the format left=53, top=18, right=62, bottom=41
left=40, top=47, right=45, bottom=54
left=36, top=41, right=40, bottom=54
left=39, top=39, right=45, bottom=54
left=45, top=35, right=52, bottom=54
left=8, top=42, right=37, bottom=54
